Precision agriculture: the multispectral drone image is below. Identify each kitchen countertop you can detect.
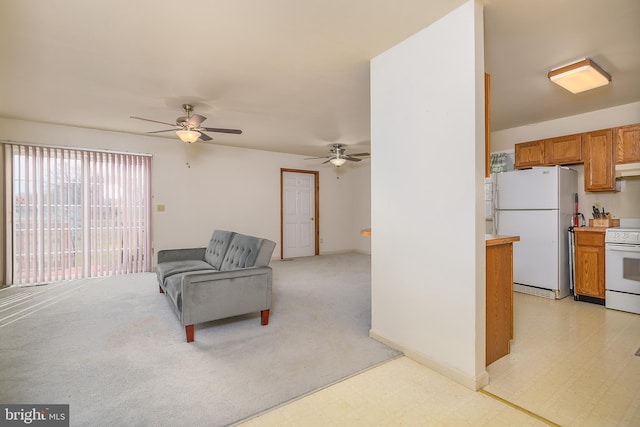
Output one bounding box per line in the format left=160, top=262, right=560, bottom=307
left=485, top=234, right=520, bottom=246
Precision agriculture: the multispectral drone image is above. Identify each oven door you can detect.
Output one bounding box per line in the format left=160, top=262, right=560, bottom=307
left=605, top=243, right=640, bottom=294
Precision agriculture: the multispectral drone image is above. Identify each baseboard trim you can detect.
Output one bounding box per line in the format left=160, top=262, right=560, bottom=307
left=369, top=329, right=489, bottom=391
left=353, top=249, right=371, bottom=255
left=318, top=249, right=371, bottom=256
left=513, top=283, right=558, bottom=299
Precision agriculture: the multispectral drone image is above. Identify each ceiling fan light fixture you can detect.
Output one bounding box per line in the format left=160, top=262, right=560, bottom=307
left=547, top=58, right=611, bottom=94
left=330, top=158, right=347, bottom=167
left=176, top=129, right=201, bottom=143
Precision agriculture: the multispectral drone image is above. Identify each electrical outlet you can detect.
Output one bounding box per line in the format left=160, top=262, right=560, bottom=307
left=157, top=204, right=165, bottom=212
left=319, top=238, right=323, bottom=244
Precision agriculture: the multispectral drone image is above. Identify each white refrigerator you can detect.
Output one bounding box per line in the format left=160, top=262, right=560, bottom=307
left=495, top=166, right=577, bottom=299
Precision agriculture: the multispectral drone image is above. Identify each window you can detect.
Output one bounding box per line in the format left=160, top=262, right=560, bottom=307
left=5, top=144, right=151, bottom=285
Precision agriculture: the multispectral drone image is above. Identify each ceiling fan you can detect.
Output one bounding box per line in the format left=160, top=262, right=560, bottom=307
left=130, top=104, right=242, bottom=143
left=305, top=144, right=370, bottom=167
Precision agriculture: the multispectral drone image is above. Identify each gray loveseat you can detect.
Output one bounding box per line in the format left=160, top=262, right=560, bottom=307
left=156, top=230, right=276, bottom=342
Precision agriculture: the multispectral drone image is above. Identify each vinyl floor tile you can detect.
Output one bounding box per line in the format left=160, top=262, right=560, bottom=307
left=239, top=293, right=640, bottom=427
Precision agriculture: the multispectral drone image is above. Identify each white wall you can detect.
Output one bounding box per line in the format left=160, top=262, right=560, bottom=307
left=370, top=0, right=487, bottom=389
left=0, top=117, right=370, bottom=265
left=491, top=102, right=640, bottom=219
left=351, top=162, right=372, bottom=254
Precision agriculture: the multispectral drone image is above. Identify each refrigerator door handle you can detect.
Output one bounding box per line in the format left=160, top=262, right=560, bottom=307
left=494, top=181, right=499, bottom=234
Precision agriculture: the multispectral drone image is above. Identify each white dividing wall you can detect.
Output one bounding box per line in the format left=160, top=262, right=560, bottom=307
left=370, top=0, right=487, bottom=389
left=0, top=117, right=369, bottom=263
left=491, top=102, right=640, bottom=219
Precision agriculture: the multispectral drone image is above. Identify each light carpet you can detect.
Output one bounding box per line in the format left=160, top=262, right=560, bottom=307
left=0, top=253, right=400, bottom=426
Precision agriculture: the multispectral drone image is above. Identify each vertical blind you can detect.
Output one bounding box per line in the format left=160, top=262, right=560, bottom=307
left=6, top=144, right=152, bottom=285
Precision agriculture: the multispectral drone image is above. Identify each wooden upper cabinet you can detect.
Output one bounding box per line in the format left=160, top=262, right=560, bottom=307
left=584, top=128, right=616, bottom=192
left=513, top=123, right=635, bottom=191
left=544, top=134, right=582, bottom=165
left=485, top=73, right=491, bottom=177
left=514, top=140, right=545, bottom=169
left=615, top=124, right=640, bottom=164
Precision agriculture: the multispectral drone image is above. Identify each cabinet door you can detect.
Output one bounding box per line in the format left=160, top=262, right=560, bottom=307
left=514, top=140, right=545, bottom=169
left=544, top=134, right=582, bottom=164
left=574, top=231, right=605, bottom=299
left=486, top=243, right=513, bottom=366
left=574, top=244, right=605, bottom=299
left=485, top=73, right=491, bottom=177
left=584, top=129, right=615, bottom=192
left=616, top=124, right=640, bottom=164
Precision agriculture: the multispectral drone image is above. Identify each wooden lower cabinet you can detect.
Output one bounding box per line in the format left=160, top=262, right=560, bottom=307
left=486, top=235, right=519, bottom=366
left=574, top=228, right=606, bottom=300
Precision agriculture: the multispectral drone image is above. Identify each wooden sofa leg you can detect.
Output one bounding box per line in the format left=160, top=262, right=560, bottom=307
left=185, top=324, right=195, bottom=343
left=261, top=309, right=270, bottom=325
left=159, top=285, right=164, bottom=294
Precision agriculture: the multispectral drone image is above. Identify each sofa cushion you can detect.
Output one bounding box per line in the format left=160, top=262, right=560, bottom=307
left=220, top=234, right=262, bottom=271
left=157, top=260, right=216, bottom=285
left=204, top=230, right=235, bottom=270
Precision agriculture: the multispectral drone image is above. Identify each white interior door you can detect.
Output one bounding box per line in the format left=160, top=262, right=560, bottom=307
left=282, top=171, right=316, bottom=258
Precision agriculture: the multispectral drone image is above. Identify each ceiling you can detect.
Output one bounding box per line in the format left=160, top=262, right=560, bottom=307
left=1, top=0, right=639, bottom=158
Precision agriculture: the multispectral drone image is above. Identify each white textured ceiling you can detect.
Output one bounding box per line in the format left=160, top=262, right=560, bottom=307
left=1, top=0, right=639, bottom=158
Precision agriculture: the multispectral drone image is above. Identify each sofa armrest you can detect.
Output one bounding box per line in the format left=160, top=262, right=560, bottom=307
left=180, top=266, right=273, bottom=326
left=157, top=247, right=206, bottom=264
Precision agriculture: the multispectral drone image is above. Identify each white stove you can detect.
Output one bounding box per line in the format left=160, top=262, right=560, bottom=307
left=605, top=228, right=640, bottom=245
left=605, top=218, right=640, bottom=315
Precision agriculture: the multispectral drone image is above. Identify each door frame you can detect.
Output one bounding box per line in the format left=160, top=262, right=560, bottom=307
left=280, top=168, right=320, bottom=259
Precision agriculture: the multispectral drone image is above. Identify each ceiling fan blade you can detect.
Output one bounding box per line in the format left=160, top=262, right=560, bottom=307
left=130, top=116, right=177, bottom=127
left=188, top=114, right=207, bottom=127
left=349, top=152, right=370, bottom=157
left=304, top=156, right=331, bottom=160
left=344, top=156, right=362, bottom=162
left=322, top=159, right=332, bottom=164
left=198, top=132, right=213, bottom=142
left=146, top=129, right=178, bottom=134
left=202, top=127, right=243, bottom=134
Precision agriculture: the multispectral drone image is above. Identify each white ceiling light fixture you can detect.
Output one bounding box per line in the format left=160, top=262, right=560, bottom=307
left=305, top=143, right=370, bottom=166
left=548, top=58, right=611, bottom=94
left=330, top=157, right=347, bottom=167
left=131, top=104, right=242, bottom=144
left=176, top=129, right=201, bottom=143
